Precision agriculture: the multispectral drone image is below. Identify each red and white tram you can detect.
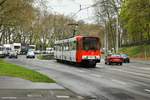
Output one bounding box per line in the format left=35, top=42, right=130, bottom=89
left=54, top=36, right=101, bottom=67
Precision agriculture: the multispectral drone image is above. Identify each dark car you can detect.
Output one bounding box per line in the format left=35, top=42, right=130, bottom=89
left=105, top=54, right=123, bottom=65
left=121, top=54, right=130, bottom=63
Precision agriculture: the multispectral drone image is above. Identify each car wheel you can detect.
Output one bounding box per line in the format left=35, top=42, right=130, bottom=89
left=128, top=60, right=130, bottom=63
left=91, top=63, right=96, bottom=68
left=109, top=62, right=111, bottom=65
left=56, top=59, right=59, bottom=62
left=120, top=62, right=123, bottom=65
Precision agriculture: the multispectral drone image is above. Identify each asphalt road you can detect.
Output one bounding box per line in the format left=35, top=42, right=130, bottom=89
left=6, top=55, right=150, bottom=100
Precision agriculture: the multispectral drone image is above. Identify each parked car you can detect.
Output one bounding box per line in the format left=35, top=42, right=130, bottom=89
left=121, top=54, right=130, bottom=63
left=46, top=48, right=54, bottom=54
left=9, top=50, right=18, bottom=58
left=34, top=50, right=41, bottom=54
left=105, top=54, right=123, bottom=65
left=20, top=46, right=28, bottom=55
left=26, top=51, right=35, bottom=58
left=3, top=44, right=13, bottom=56
left=41, top=50, right=46, bottom=54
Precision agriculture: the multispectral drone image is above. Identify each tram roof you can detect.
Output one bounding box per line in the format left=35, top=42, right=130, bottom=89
left=54, top=35, right=99, bottom=44
left=54, top=36, right=77, bottom=44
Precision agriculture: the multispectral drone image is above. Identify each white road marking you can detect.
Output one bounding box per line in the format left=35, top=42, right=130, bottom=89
left=144, top=89, right=150, bottom=93
left=132, top=66, right=138, bottom=67
left=111, top=79, right=127, bottom=85
left=96, top=65, right=105, bottom=68
left=27, top=94, right=42, bottom=97
left=91, top=74, right=102, bottom=78
left=1, top=97, right=17, bottom=99
left=77, top=96, right=84, bottom=99
left=56, top=95, right=70, bottom=99
left=110, top=68, right=122, bottom=71
left=76, top=70, right=85, bottom=73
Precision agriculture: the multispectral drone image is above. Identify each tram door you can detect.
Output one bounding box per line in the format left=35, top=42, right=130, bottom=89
left=70, top=41, right=76, bottom=62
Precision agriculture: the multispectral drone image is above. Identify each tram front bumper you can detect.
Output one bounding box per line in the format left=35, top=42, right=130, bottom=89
left=82, top=59, right=100, bottom=64
left=82, top=56, right=101, bottom=63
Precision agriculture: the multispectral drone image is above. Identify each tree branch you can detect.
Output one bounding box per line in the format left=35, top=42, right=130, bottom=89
left=0, top=0, right=7, bottom=6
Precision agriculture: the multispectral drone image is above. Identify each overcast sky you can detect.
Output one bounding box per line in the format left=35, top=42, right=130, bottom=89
left=47, top=0, right=95, bottom=23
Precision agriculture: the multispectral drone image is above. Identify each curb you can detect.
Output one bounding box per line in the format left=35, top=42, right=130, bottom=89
left=0, top=76, right=64, bottom=90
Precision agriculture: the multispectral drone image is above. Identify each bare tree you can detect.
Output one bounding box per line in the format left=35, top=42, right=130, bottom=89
left=94, top=0, right=123, bottom=52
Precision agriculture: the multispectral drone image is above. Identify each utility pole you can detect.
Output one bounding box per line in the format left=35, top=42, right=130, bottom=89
left=96, top=13, right=108, bottom=55
left=53, top=12, right=56, bottom=40
left=104, top=20, right=108, bottom=55
left=68, top=23, right=78, bottom=37
left=116, top=16, right=119, bottom=53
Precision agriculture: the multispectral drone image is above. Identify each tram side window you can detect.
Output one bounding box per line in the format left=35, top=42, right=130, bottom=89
left=71, top=41, right=76, bottom=50
left=56, top=45, right=58, bottom=51
left=65, top=43, right=67, bottom=51
left=69, top=42, right=71, bottom=50
left=58, top=44, right=61, bottom=51
left=70, top=42, right=72, bottom=50
left=54, top=45, right=57, bottom=51
left=57, top=45, right=59, bottom=51
left=66, top=42, right=69, bottom=51
left=63, top=42, right=69, bottom=51
left=63, top=43, right=65, bottom=51
left=59, top=43, right=60, bottom=51
left=60, top=44, right=63, bottom=51
left=55, top=45, right=57, bottom=51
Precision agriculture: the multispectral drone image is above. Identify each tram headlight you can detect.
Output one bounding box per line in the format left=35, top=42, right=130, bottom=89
left=82, top=56, right=87, bottom=59
left=96, top=56, right=100, bottom=59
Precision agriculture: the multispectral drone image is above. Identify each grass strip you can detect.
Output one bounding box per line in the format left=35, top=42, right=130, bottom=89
left=119, top=45, right=150, bottom=60
left=37, top=54, right=54, bottom=60
left=0, top=60, right=55, bottom=83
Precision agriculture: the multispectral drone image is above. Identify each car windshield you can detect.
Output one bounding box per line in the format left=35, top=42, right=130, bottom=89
left=6, top=48, right=11, bottom=50
left=14, top=46, right=20, bottom=49
left=28, top=51, right=34, bottom=54
left=111, top=54, right=121, bottom=57
left=121, top=54, right=128, bottom=57
left=83, top=37, right=99, bottom=50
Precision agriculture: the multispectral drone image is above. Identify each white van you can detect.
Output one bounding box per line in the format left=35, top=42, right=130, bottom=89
left=13, top=43, right=21, bottom=54
left=46, top=47, right=54, bottom=54
left=0, top=46, right=6, bottom=57
left=3, top=44, right=13, bottom=55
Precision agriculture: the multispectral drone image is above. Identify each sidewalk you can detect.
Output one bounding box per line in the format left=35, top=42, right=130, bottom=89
left=0, top=76, right=85, bottom=100
left=0, top=76, right=63, bottom=89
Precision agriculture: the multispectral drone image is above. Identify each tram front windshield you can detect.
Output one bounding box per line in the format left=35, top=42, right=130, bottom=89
left=83, top=37, right=99, bottom=50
